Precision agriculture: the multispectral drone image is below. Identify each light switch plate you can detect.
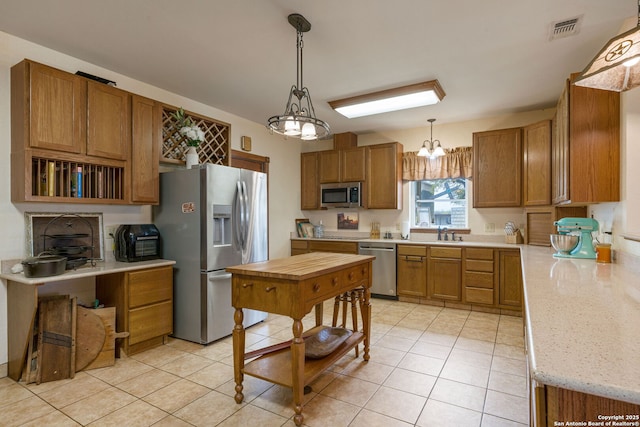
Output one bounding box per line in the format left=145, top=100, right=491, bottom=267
left=241, top=136, right=252, bottom=151
left=485, top=223, right=495, bottom=232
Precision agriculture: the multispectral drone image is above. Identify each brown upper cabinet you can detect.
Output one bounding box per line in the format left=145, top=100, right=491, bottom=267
left=11, top=59, right=160, bottom=205
left=472, top=127, right=523, bottom=208
left=366, top=142, right=403, bottom=209
left=318, top=150, right=341, bottom=183
left=15, top=60, right=86, bottom=154
left=552, top=75, right=620, bottom=204
left=130, top=95, right=160, bottom=204
left=86, top=81, right=131, bottom=160
left=300, top=152, right=320, bottom=210
left=523, top=120, right=552, bottom=206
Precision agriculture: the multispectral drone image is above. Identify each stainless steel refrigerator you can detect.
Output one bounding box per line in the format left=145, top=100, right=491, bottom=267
left=153, top=163, right=268, bottom=344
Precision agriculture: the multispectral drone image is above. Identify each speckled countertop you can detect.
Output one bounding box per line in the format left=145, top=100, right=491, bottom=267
left=295, top=236, right=640, bottom=404
left=520, top=245, right=640, bottom=405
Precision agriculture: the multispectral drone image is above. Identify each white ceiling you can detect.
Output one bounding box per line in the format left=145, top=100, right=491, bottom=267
left=0, top=0, right=634, bottom=135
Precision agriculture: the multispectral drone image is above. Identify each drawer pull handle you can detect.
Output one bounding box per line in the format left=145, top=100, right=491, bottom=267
left=405, top=255, right=424, bottom=262
left=348, top=272, right=354, bottom=280
left=242, top=283, right=254, bottom=288
left=313, top=283, right=320, bottom=292
left=265, top=286, right=276, bottom=292
left=332, top=277, right=338, bottom=286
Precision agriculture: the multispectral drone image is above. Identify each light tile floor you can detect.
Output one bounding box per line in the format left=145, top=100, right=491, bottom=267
left=1, top=298, right=529, bottom=426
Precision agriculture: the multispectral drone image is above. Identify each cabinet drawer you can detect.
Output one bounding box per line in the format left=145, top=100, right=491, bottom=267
left=430, top=247, right=462, bottom=259
left=398, top=245, right=426, bottom=256
left=343, top=264, right=369, bottom=286
left=128, top=267, right=173, bottom=308
left=128, top=300, right=173, bottom=344
left=465, top=248, right=494, bottom=260
left=233, top=278, right=294, bottom=316
left=291, top=240, right=309, bottom=250
left=465, top=271, right=494, bottom=289
left=466, top=259, right=494, bottom=273
left=465, top=287, right=494, bottom=305
left=308, top=241, right=358, bottom=254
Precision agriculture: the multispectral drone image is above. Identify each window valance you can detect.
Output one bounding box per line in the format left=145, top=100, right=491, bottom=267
left=402, top=147, right=473, bottom=181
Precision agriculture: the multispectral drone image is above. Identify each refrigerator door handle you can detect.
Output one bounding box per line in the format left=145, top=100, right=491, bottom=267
left=233, top=181, right=245, bottom=249
left=241, top=180, right=249, bottom=249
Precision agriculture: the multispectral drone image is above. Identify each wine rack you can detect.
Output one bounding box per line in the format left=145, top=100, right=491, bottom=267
left=160, top=105, right=230, bottom=166
left=31, top=157, right=124, bottom=201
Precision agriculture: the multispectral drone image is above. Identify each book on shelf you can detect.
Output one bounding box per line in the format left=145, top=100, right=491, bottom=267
left=47, top=161, right=55, bottom=197
left=76, top=166, right=83, bottom=198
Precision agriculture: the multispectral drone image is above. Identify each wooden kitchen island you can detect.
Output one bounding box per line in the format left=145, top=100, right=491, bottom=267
left=227, top=252, right=374, bottom=426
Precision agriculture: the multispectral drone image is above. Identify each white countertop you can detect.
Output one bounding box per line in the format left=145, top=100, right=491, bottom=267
left=292, top=236, right=518, bottom=249
left=0, top=259, right=176, bottom=285
left=520, top=245, right=640, bottom=405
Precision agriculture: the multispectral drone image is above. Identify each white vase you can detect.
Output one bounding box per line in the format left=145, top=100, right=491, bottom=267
left=185, top=146, right=199, bottom=169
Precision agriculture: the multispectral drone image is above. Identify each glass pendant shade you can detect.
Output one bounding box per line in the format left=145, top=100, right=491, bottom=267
left=284, top=116, right=301, bottom=135
left=300, top=122, right=317, bottom=140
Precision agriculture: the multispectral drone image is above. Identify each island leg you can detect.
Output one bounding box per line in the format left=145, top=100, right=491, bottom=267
left=232, top=307, right=245, bottom=404
left=291, top=318, right=305, bottom=426
left=360, top=285, right=371, bottom=361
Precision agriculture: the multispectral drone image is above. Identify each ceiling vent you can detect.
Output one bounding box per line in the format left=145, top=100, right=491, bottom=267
left=549, top=16, right=582, bottom=41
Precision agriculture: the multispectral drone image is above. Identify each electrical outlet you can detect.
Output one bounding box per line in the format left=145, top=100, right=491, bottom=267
left=105, top=225, right=117, bottom=238
left=484, top=223, right=495, bottom=233
left=395, top=223, right=400, bottom=231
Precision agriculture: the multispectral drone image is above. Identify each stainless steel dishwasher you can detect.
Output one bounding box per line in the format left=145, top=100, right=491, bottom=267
left=358, top=242, right=397, bottom=299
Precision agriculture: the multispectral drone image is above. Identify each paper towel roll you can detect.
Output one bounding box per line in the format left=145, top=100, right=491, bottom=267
left=401, top=221, right=410, bottom=239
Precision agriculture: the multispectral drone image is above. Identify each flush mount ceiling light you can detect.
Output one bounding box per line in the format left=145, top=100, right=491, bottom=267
left=328, top=80, right=445, bottom=118
left=574, top=2, right=640, bottom=92
left=267, top=13, right=330, bottom=141
left=417, top=118, right=445, bottom=159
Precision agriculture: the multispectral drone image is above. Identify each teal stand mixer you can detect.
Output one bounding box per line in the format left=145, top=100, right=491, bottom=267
left=552, top=217, right=599, bottom=259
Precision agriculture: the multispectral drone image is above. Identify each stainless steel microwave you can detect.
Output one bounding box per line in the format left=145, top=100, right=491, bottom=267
left=320, top=182, right=361, bottom=208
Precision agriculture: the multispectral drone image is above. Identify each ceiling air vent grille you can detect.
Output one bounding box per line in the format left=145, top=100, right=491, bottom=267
left=549, top=16, right=582, bottom=40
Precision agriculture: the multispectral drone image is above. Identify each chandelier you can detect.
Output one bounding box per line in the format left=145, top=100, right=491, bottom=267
left=267, top=14, right=330, bottom=141
left=417, top=119, right=445, bottom=158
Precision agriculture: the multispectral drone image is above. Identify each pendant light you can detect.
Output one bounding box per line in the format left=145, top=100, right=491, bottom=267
left=574, top=1, right=640, bottom=92
left=417, top=119, right=445, bottom=159
left=267, top=14, right=330, bottom=140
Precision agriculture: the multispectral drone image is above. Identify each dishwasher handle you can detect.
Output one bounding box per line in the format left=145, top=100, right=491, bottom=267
left=359, top=246, right=396, bottom=252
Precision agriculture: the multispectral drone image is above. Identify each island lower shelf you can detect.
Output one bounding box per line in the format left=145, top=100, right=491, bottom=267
left=243, top=326, right=364, bottom=388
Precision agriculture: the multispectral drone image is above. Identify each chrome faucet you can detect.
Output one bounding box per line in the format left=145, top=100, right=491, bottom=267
left=451, top=231, right=456, bottom=241
left=437, top=226, right=442, bottom=241
left=443, top=227, right=449, bottom=241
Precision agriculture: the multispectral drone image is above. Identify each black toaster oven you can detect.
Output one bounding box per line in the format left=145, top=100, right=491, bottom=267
left=115, top=224, right=160, bottom=262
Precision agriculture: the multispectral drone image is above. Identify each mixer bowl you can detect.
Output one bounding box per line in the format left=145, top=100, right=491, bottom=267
left=550, top=234, right=580, bottom=254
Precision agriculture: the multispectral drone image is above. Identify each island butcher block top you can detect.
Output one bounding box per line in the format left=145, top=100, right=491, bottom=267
left=225, top=251, right=375, bottom=280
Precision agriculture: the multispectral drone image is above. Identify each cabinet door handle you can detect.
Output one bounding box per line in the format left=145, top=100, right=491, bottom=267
left=242, top=283, right=254, bottom=288
left=332, top=277, right=339, bottom=286
left=265, top=286, right=276, bottom=292
left=348, top=272, right=355, bottom=280
left=313, top=283, right=320, bottom=292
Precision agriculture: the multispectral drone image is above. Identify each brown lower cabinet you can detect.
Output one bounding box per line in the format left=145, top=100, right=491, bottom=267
left=397, top=244, right=427, bottom=298
left=499, top=250, right=523, bottom=308
left=427, top=246, right=462, bottom=301
left=96, top=265, right=173, bottom=356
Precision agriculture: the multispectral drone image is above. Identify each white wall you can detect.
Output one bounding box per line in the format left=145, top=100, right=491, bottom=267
left=0, top=31, right=303, bottom=371
left=302, top=110, right=555, bottom=239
